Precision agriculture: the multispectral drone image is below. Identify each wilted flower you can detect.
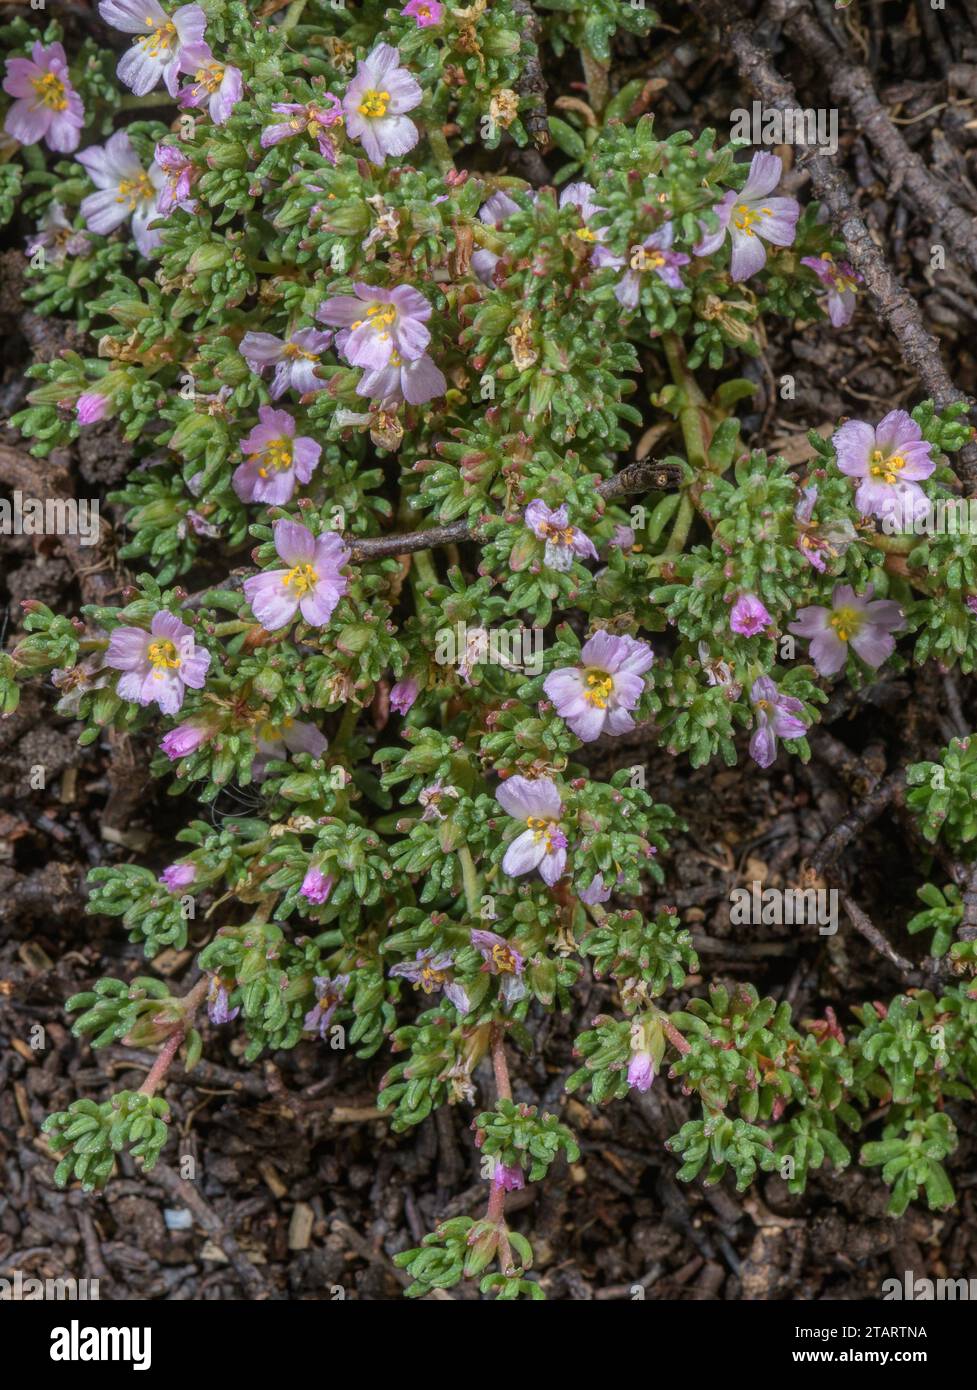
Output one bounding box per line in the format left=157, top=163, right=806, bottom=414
left=389, top=948, right=470, bottom=1014
left=3, top=42, right=84, bottom=153
left=472, top=189, right=521, bottom=282
left=695, top=151, right=799, bottom=282
left=342, top=43, right=422, bottom=165
left=106, top=610, right=211, bottom=715
left=748, top=675, right=807, bottom=769
left=627, top=1016, right=665, bottom=1093
left=789, top=583, right=904, bottom=676
left=615, top=222, right=690, bottom=307
left=524, top=500, right=598, bottom=572
left=492, top=1161, right=525, bottom=1191
left=160, top=862, right=196, bottom=892
left=318, top=282, right=432, bottom=372
left=579, top=873, right=612, bottom=905
left=698, top=641, right=742, bottom=699
left=154, top=143, right=196, bottom=215
left=794, top=485, right=855, bottom=572
left=261, top=95, right=343, bottom=161
left=233, top=406, right=321, bottom=506
left=544, top=632, right=654, bottom=742
left=390, top=677, right=419, bottom=715
left=243, top=520, right=350, bottom=631
left=419, top=779, right=460, bottom=820
left=402, top=0, right=443, bottom=25
left=471, top=929, right=526, bottom=1006
left=833, top=409, right=935, bottom=522
left=98, top=0, right=207, bottom=98
left=300, top=866, right=334, bottom=904
left=25, top=202, right=91, bottom=267
left=239, top=328, right=332, bottom=400
left=303, top=974, right=350, bottom=1038
left=495, top=775, right=568, bottom=886
left=207, top=974, right=239, bottom=1025
left=78, top=131, right=165, bottom=257
left=730, top=593, right=773, bottom=637
left=800, top=252, right=862, bottom=327
left=177, top=43, right=242, bottom=125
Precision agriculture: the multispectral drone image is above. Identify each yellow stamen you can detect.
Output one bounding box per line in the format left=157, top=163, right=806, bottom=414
left=869, top=448, right=906, bottom=486
left=31, top=71, right=68, bottom=112
left=829, top=607, right=861, bottom=644
left=148, top=639, right=180, bottom=670
left=582, top=668, right=614, bottom=709
left=283, top=563, right=318, bottom=596
left=116, top=172, right=155, bottom=210
left=358, top=89, right=390, bottom=119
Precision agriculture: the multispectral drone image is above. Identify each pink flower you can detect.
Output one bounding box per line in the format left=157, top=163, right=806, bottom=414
left=160, top=862, right=196, bottom=892
left=177, top=43, right=242, bottom=124
left=25, top=202, right=91, bottom=266
left=106, top=610, right=211, bottom=715
left=243, top=519, right=350, bottom=631
left=800, top=252, right=862, bottom=327
left=694, top=152, right=799, bottom=282
left=318, top=282, right=432, bottom=372
left=78, top=131, right=165, bottom=257
left=3, top=42, right=84, bottom=154
left=615, top=222, right=690, bottom=307
left=627, top=1051, right=655, bottom=1093
left=160, top=718, right=213, bottom=759
left=495, top=775, right=567, bottom=886
left=342, top=43, right=422, bottom=165
left=472, top=189, right=521, bottom=282
left=390, top=677, right=419, bottom=714
left=730, top=593, right=773, bottom=637
left=239, top=328, right=332, bottom=399
left=261, top=95, right=343, bottom=161
left=232, top=405, right=321, bottom=506
left=748, top=676, right=807, bottom=769
left=492, top=1162, right=525, bottom=1191
left=794, top=485, right=855, bottom=573
left=253, top=717, right=328, bottom=781
left=356, top=351, right=446, bottom=406
left=300, top=866, right=334, bottom=904
left=788, top=583, right=904, bottom=677
left=402, top=0, right=443, bottom=26
left=559, top=182, right=623, bottom=269
left=98, top=0, right=207, bottom=98
left=207, top=974, right=239, bottom=1025
left=544, top=632, right=654, bottom=742
left=471, top=929, right=526, bottom=1007
left=154, top=142, right=196, bottom=215
left=76, top=392, right=109, bottom=424
left=524, top=500, right=597, bottom=572
left=833, top=409, right=935, bottom=524
left=304, top=974, right=350, bottom=1038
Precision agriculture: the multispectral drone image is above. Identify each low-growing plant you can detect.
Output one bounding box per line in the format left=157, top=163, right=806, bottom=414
left=4, top=0, right=977, bottom=1300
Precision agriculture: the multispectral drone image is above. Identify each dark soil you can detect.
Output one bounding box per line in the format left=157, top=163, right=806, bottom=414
left=3, top=0, right=977, bottom=1301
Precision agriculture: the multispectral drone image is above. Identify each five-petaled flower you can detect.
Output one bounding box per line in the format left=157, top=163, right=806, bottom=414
left=233, top=405, right=322, bottom=506
left=800, top=252, right=862, bottom=327
left=342, top=43, right=422, bottom=165
left=748, top=675, right=807, bottom=769
left=98, top=0, right=207, bottom=98
left=833, top=409, right=935, bottom=523
left=389, top=948, right=470, bottom=1014
left=788, top=583, right=904, bottom=677
left=243, top=519, right=350, bottom=631
left=495, top=775, right=568, bottom=886
left=616, top=222, right=690, bottom=307
left=3, top=42, right=84, bottom=154
left=106, top=610, right=211, bottom=715
left=545, top=632, right=654, bottom=743
left=695, top=151, right=799, bottom=282
left=794, top=484, right=855, bottom=573
left=471, top=929, right=526, bottom=1007
left=239, top=328, right=332, bottom=400
left=318, top=282, right=433, bottom=372
left=78, top=131, right=165, bottom=257
left=524, top=500, right=598, bottom=572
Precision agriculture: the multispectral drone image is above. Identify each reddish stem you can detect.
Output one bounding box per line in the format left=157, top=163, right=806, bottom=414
left=139, top=978, right=209, bottom=1097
